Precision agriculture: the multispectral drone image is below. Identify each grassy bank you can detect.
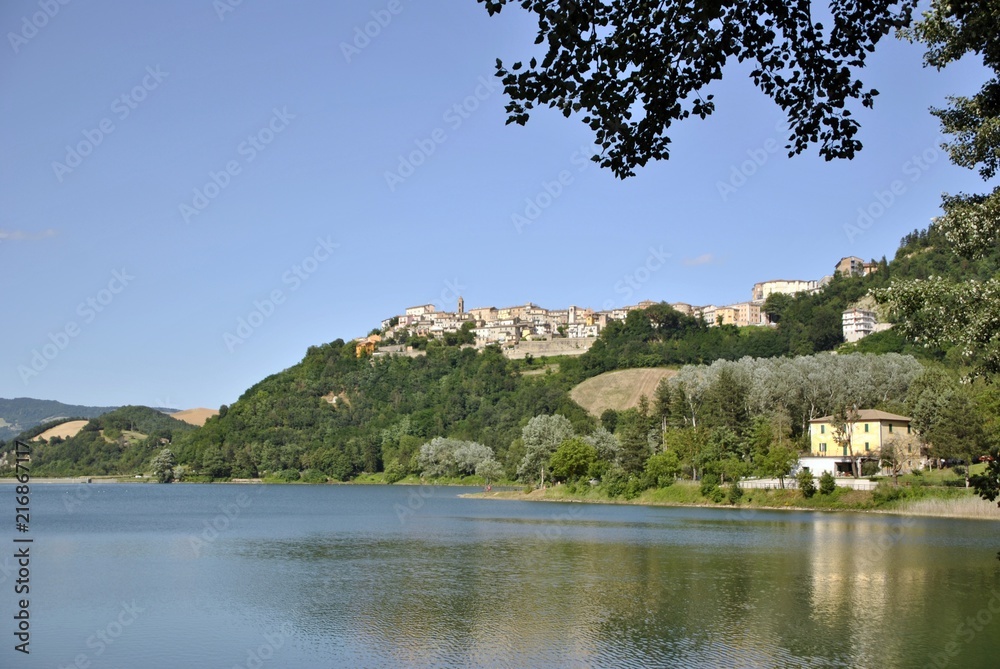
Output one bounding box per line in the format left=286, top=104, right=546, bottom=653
left=896, top=496, right=1000, bottom=520
left=466, top=480, right=1000, bottom=520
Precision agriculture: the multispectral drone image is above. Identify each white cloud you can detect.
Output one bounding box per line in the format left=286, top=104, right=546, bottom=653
left=0, top=229, right=57, bottom=242
left=682, top=253, right=715, bottom=267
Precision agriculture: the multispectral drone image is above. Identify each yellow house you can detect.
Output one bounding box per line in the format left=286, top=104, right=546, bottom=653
left=804, top=409, right=920, bottom=476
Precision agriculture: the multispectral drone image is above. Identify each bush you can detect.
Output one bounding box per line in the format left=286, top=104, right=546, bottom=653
left=699, top=473, right=720, bottom=497
left=275, top=469, right=300, bottom=482
left=383, top=459, right=405, bottom=484
left=709, top=485, right=726, bottom=503
left=819, top=472, right=836, bottom=495
left=797, top=470, right=816, bottom=498
left=861, top=460, right=881, bottom=477
left=587, top=459, right=609, bottom=482
left=645, top=451, right=681, bottom=489
left=602, top=467, right=628, bottom=498
left=872, top=481, right=905, bottom=504
left=300, top=469, right=327, bottom=483
left=623, top=476, right=646, bottom=500
left=727, top=481, right=743, bottom=505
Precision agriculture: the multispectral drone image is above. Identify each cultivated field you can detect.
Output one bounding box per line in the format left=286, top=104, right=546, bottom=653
left=570, top=368, right=676, bottom=416
left=170, top=408, right=219, bottom=426
left=34, top=419, right=88, bottom=441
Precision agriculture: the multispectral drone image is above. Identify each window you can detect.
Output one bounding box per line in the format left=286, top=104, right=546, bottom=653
left=820, top=425, right=825, bottom=434
left=820, top=443, right=826, bottom=453
left=842, top=445, right=848, bottom=456
left=889, top=424, right=893, bottom=433
left=864, top=423, right=869, bottom=433
left=865, top=442, right=870, bottom=451
left=907, top=425, right=911, bottom=434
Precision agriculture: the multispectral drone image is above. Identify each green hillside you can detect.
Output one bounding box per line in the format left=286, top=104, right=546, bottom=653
left=12, top=406, right=197, bottom=476
left=7, top=221, right=996, bottom=481
left=158, top=223, right=993, bottom=482
left=171, top=343, right=591, bottom=481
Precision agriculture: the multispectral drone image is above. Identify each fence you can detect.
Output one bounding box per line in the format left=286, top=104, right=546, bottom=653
left=739, top=477, right=878, bottom=491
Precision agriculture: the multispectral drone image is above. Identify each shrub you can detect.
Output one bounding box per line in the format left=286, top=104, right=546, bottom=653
left=872, top=481, right=905, bottom=504
left=861, top=460, right=881, bottom=477
left=623, top=476, right=646, bottom=500
left=727, top=481, right=743, bottom=505
left=602, top=467, right=629, bottom=498
left=699, top=473, right=720, bottom=498
left=587, top=459, right=609, bottom=482
left=819, top=472, right=837, bottom=495
left=645, top=451, right=681, bottom=489
left=300, top=469, right=327, bottom=483
left=383, top=459, right=405, bottom=484
left=276, top=469, right=300, bottom=482
left=797, top=470, right=816, bottom=498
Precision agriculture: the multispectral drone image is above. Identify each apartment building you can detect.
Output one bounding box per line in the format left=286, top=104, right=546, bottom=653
left=843, top=308, right=876, bottom=343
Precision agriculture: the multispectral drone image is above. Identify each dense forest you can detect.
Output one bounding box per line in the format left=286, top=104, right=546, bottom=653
left=6, top=222, right=999, bottom=481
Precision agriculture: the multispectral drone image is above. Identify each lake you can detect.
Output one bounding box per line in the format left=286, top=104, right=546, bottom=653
left=3, top=483, right=999, bottom=668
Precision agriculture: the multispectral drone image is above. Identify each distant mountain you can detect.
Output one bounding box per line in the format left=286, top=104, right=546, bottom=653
left=0, top=398, right=120, bottom=441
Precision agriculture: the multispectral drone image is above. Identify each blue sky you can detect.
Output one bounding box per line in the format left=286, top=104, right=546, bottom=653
left=0, top=0, right=990, bottom=410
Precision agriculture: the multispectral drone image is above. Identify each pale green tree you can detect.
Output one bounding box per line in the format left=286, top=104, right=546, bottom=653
left=151, top=448, right=177, bottom=484
left=475, top=457, right=504, bottom=486
left=517, top=414, right=575, bottom=485
left=583, top=427, right=621, bottom=466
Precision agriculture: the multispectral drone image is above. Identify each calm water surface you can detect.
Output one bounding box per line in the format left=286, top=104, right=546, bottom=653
left=4, top=483, right=999, bottom=668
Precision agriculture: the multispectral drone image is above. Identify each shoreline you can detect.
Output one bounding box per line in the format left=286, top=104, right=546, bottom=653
left=459, top=488, right=1000, bottom=522
left=5, top=477, right=997, bottom=521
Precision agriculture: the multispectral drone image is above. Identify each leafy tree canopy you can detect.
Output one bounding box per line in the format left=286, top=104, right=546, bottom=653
left=478, top=0, right=916, bottom=177
left=873, top=1, right=1000, bottom=376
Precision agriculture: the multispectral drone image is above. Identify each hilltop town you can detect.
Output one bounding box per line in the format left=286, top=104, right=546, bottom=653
left=358, top=255, right=888, bottom=358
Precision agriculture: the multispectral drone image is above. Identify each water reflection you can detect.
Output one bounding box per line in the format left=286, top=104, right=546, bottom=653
left=26, top=485, right=1000, bottom=669
left=224, top=509, right=982, bottom=668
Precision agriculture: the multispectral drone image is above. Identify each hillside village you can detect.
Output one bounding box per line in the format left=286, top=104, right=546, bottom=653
left=359, top=255, right=889, bottom=357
